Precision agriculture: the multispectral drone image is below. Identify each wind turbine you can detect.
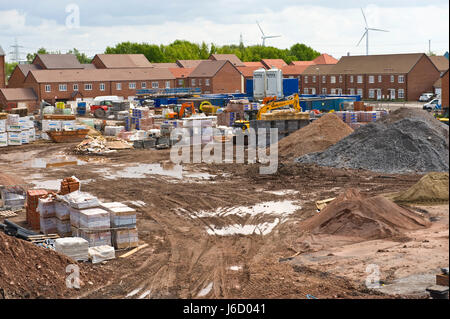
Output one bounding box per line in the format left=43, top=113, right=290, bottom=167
left=256, top=21, right=281, bottom=47
left=357, top=8, right=389, bottom=55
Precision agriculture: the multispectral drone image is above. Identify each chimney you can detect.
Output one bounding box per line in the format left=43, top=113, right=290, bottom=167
left=0, top=45, right=5, bottom=88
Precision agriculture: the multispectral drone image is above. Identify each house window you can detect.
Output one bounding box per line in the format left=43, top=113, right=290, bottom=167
left=165, top=81, right=171, bottom=89
left=322, top=76, right=326, bottom=83
left=311, top=88, right=316, bottom=95
left=322, top=88, right=327, bottom=94
left=205, top=79, right=210, bottom=86
left=398, top=75, right=405, bottom=83
left=349, top=88, right=355, bottom=95
left=337, top=88, right=343, bottom=95
left=398, top=89, right=405, bottom=99
left=100, top=83, right=105, bottom=91
left=331, top=88, right=336, bottom=94
left=152, top=82, right=159, bottom=88
left=390, top=75, right=395, bottom=83
left=304, top=76, right=308, bottom=84
left=312, top=76, right=316, bottom=83
left=357, top=75, right=363, bottom=83
left=73, top=84, right=79, bottom=91
left=45, top=85, right=51, bottom=92
left=330, top=76, right=336, bottom=84
left=357, top=88, right=363, bottom=97
left=191, top=79, right=196, bottom=86
left=116, top=83, right=122, bottom=90
left=350, top=75, right=354, bottom=83
left=85, top=84, right=93, bottom=91
left=378, top=75, right=382, bottom=83
left=129, top=82, right=136, bottom=89
left=369, top=75, right=374, bottom=83
left=304, top=88, right=309, bottom=94
left=178, top=79, right=184, bottom=86
left=339, top=75, right=343, bottom=83
left=59, top=84, right=67, bottom=92
left=141, top=82, right=146, bottom=89
left=369, top=89, right=375, bottom=99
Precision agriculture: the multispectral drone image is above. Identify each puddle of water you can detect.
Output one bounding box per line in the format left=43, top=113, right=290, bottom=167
left=266, top=190, right=300, bottom=196
left=229, top=266, right=242, bottom=271
left=197, top=282, right=213, bottom=297
left=189, top=201, right=301, bottom=219
left=126, top=287, right=142, bottom=297
left=21, top=154, right=109, bottom=168
left=206, top=218, right=280, bottom=236
left=28, top=175, right=93, bottom=190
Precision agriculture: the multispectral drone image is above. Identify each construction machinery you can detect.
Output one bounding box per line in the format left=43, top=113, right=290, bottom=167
left=256, top=93, right=302, bottom=120
left=199, top=101, right=220, bottom=115
left=167, top=102, right=196, bottom=119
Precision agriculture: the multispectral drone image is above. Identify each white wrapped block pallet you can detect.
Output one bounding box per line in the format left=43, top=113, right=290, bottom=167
left=101, top=202, right=136, bottom=228
left=40, top=217, right=57, bottom=234
left=79, top=208, right=110, bottom=230
left=0, top=132, right=7, bottom=147
left=57, top=219, right=72, bottom=237
left=7, top=132, right=21, bottom=146
left=79, top=229, right=112, bottom=247
left=55, top=237, right=89, bottom=261
left=112, top=227, right=138, bottom=249
left=37, top=197, right=56, bottom=218
left=0, top=119, right=6, bottom=133
left=64, top=191, right=100, bottom=210
left=88, top=245, right=115, bottom=264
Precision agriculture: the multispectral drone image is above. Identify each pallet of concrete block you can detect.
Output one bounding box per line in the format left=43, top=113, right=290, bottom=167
left=104, top=126, right=125, bottom=137
left=101, top=202, right=136, bottom=228
left=37, top=196, right=57, bottom=234
left=79, top=208, right=110, bottom=230
left=55, top=237, right=89, bottom=261
left=88, top=245, right=115, bottom=264
left=112, top=227, right=139, bottom=249
left=75, top=228, right=112, bottom=247
left=64, top=191, right=100, bottom=210
left=0, top=132, right=7, bottom=147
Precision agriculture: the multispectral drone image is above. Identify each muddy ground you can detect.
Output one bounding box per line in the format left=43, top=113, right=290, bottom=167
left=0, top=142, right=447, bottom=299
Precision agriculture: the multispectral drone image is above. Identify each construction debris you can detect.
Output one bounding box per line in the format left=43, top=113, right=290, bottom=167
left=296, top=108, right=449, bottom=173
left=74, top=135, right=132, bottom=155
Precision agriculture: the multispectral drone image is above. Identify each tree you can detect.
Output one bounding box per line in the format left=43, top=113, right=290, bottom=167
left=5, top=62, right=18, bottom=83
left=67, top=48, right=91, bottom=63
left=26, top=48, right=48, bottom=63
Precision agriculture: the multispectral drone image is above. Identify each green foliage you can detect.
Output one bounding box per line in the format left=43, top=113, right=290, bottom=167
left=104, top=40, right=321, bottom=64
left=5, top=61, right=18, bottom=82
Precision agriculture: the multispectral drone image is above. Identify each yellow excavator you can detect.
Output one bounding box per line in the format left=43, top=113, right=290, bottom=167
left=199, top=100, right=220, bottom=115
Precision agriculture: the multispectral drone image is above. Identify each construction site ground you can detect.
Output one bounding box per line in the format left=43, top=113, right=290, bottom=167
left=0, top=142, right=448, bottom=299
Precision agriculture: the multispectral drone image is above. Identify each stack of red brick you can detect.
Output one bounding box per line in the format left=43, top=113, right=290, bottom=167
left=26, top=189, right=48, bottom=231
left=59, top=177, right=80, bottom=195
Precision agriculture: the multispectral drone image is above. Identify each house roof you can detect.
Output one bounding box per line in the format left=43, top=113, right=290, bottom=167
left=237, top=66, right=262, bottom=77
left=429, top=56, right=449, bottom=72
left=261, top=59, right=288, bottom=69
left=433, top=77, right=442, bottom=88
left=330, top=53, right=428, bottom=75
left=81, top=64, right=97, bottom=69
left=151, top=63, right=179, bottom=68
left=243, top=61, right=265, bottom=68
left=176, top=60, right=205, bottom=68
left=281, top=65, right=311, bottom=76
left=289, top=61, right=316, bottom=67
left=313, top=53, right=338, bottom=65
left=0, top=88, right=37, bottom=101
left=94, top=54, right=152, bottom=68
left=35, top=54, right=83, bottom=69
left=27, top=68, right=175, bottom=83
left=0, top=46, right=5, bottom=56
left=16, top=64, right=42, bottom=76
left=302, top=64, right=337, bottom=75
left=169, top=67, right=194, bottom=78
left=189, top=60, right=232, bottom=78
left=209, top=54, right=245, bottom=67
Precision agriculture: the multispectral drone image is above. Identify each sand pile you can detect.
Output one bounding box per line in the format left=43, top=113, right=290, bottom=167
left=0, top=232, right=99, bottom=299
left=393, top=172, right=449, bottom=204
left=299, top=189, right=430, bottom=240
left=279, top=113, right=353, bottom=159
left=296, top=108, right=449, bottom=173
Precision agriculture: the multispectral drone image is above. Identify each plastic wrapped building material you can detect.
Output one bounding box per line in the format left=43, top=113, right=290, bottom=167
left=79, top=208, right=110, bottom=230
left=37, top=197, right=56, bottom=218
left=88, top=245, right=115, bottom=264
left=0, top=132, right=8, bottom=147
left=101, top=202, right=136, bottom=228
left=40, top=217, right=57, bottom=234
left=57, top=219, right=72, bottom=237
left=64, top=191, right=100, bottom=209
left=55, top=200, right=71, bottom=220
left=112, top=227, right=138, bottom=249
left=79, top=229, right=112, bottom=247
left=55, top=237, right=89, bottom=261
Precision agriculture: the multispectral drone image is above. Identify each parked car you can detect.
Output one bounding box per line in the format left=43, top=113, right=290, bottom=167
left=423, top=98, right=441, bottom=111
left=419, top=93, right=434, bottom=102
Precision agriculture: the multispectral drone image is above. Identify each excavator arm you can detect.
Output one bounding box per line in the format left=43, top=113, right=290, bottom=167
left=257, top=94, right=302, bottom=120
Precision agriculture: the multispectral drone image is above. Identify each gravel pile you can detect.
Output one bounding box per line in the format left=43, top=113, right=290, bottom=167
left=296, top=108, right=449, bottom=174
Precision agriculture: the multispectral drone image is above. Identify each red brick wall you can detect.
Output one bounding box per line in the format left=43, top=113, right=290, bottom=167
left=0, top=55, right=5, bottom=88
left=92, top=56, right=106, bottom=69
left=32, top=56, right=46, bottom=69
left=407, top=55, right=441, bottom=101
left=188, top=62, right=242, bottom=94
left=7, top=66, right=26, bottom=88
left=442, top=71, right=449, bottom=109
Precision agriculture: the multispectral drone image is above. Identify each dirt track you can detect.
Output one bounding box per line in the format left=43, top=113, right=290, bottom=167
left=0, top=142, right=447, bottom=299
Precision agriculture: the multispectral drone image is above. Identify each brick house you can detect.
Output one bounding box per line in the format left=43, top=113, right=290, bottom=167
left=301, top=53, right=440, bottom=101
left=301, top=64, right=337, bottom=95
left=429, top=55, right=449, bottom=75
left=32, top=54, right=84, bottom=70
left=0, top=88, right=38, bottom=111
left=237, top=66, right=262, bottom=92
left=281, top=65, right=311, bottom=91
left=243, top=61, right=265, bottom=68
left=0, top=46, right=6, bottom=88
left=92, top=54, right=152, bottom=69
left=151, top=63, right=179, bottom=68
left=261, top=59, right=287, bottom=69
left=208, top=54, right=245, bottom=67
left=8, top=64, right=41, bottom=88
left=442, top=70, right=449, bottom=109
left=312, top=53, right=338, bottom=65
left=23, top=68, right=175, bottom=104
left=176, top=60, right=205, bottom=68
left=169, top=68, right=194, bottom=88
left=188, top=60, right=242, bottom=94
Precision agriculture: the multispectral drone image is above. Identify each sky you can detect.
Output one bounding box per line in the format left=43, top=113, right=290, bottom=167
left=0, top=0, right=448, bottom=62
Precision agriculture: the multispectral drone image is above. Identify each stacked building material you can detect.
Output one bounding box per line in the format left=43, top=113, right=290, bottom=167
left=55, top=237, right=89, bottom=261
left=54, top=199, right=71, bottom=237
left=59, top=177, right=80, bottom=195
left=0, top=114, right=35, bottom=146
left=37, top=196, right=57, bottom=234
left=77, top=207, right=111, bottom=247
left=104, top=126, right=125, bottom=137
left=1, top=186, right=26, bottom=208
left=88, top=245, right=115, bottom=264
left=126, top=107, right=155, bottom=131
left=26, top=189, right=48, bottom=231
left=101, top=202, right=138, bottom=249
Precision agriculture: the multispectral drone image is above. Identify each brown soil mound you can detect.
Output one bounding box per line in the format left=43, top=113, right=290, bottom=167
left=393, top=172, right=449, bottom=204
left=300, top=189, right=430, bottom=240
left=278, top=113, right=353, bottom=159
left=0, top=232, right=102, bottom=299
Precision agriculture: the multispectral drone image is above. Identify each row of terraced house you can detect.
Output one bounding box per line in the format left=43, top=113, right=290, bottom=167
left=0, top=44, right=448, bottom=112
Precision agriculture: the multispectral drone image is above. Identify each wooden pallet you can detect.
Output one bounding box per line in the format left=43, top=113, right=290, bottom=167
left=27, top=234, right=60, bottom=243
left=47, top=129, right=89, bottom=143
left=0, top=211, right=18, bottom=218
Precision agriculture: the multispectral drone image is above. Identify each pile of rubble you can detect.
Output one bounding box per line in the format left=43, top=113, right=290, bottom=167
left=74, top=136, right=133, bottom=155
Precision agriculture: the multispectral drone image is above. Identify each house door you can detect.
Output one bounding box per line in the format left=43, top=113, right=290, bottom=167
left=390, top=89, right=395, bottom=100
left=377, top=89, right=382, bottom=100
